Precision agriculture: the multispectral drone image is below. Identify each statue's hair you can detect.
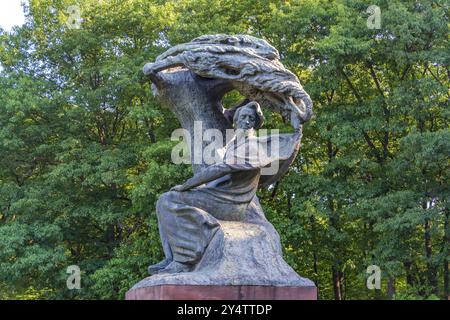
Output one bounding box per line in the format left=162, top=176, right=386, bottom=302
left=143, top=34, right=308, bottom=187
left=233, top=101, right=265, bottom=129
left=145, top=34, right=313, bottom=124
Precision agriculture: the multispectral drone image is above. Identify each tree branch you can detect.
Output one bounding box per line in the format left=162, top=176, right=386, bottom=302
left=341, top=68, right=384, bottom=163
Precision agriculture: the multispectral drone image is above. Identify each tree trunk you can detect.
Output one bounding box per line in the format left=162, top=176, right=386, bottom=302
left=404, top=261, right=415, bottom=287
left=313, top=250, right=319, bottom=297
left=328, top=199, right=343, bottom=300
left=387, top=277, right=396, bottom=299
left=310, top=215, right=319, bottom=297
left=444, top=257, right=449, bottom=300
left=332, top=266, right=343, bottom=300
left=424, top=200, right=438, bottom=295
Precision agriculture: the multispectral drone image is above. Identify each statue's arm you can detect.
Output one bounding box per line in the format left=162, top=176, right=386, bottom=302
left=171, top=163, right=250, bottom=192
left=290, top=110, right=303, bottom=136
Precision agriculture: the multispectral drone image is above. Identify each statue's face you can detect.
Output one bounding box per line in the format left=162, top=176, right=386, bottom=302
left=235, top=107, right=257, bottom=130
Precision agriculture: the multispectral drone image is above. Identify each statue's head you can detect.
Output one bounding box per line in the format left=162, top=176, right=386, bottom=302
left=233, top=101, right=265, bottom=131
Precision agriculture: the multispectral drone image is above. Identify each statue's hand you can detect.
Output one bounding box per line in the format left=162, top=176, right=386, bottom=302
left=143, top=62, right=155, bottom=75
left=290, top=110, right=302, bottom=130
left=170, top=184, right=189, bottom=192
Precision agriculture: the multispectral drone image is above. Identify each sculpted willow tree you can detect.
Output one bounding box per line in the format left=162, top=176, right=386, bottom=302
left=126, top=34, right=316, bottom=299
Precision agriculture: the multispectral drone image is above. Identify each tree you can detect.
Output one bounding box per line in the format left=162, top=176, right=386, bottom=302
left=0, top=0, right=448, bottom=299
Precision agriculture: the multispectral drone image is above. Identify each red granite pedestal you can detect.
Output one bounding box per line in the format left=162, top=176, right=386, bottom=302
left=125, top=284, right=317, bottom=300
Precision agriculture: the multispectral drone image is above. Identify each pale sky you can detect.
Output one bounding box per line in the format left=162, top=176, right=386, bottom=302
left=0, top=0, right=26, bottom=32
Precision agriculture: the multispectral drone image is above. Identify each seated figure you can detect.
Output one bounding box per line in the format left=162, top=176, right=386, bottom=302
left=149, top=101, right=303, bottom=274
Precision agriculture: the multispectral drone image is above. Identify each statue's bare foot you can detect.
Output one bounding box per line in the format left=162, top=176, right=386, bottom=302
left=157, top=261, right=191, bottom=274
left=148, top=258, right=171, bottom=275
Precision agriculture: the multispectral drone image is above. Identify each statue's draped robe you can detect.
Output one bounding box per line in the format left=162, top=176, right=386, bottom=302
left=157, top=130, right=302, bottom=265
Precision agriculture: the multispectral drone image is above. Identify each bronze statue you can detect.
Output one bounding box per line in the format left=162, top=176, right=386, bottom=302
left=129, top=34, right=315, bottom=290
left=150, top=101, right=303, bottom=274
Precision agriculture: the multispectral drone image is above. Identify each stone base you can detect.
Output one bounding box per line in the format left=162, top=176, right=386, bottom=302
left=125, top=284, right=317, bottom=300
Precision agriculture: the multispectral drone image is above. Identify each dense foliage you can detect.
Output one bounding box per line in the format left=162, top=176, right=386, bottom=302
left=0, top=0, right=448, bottom=300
